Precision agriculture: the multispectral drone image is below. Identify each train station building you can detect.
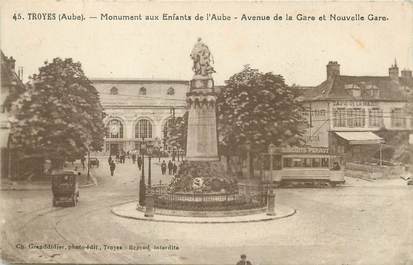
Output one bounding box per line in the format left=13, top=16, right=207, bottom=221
left=92, top=78, right=189, bottom=155
left=300, top=61, right=413, bottom=164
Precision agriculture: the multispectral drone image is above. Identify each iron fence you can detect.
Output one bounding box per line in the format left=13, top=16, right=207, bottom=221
left=148, top=183, right=268, bottom=211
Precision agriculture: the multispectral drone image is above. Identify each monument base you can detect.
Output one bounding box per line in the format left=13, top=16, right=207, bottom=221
left=185, top=156, right=220, bottom=161
left=168, top=160, right=237, bottom=193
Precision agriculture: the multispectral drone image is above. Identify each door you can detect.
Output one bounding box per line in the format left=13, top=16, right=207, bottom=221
left=110, top=144, right=119, bottom=156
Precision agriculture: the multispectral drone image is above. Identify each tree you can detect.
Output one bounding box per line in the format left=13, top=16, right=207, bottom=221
left=216, top=65, right=305, bottom=175
left=10, top=58, right=105, bottom=169
left=166, top=112, right=188, bottom=152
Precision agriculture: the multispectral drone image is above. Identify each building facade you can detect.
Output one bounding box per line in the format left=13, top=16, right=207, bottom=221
left=92, top=78, right=189, bottom=155
left=1, top=51, right=25, bottom=178
left=301, top=61, right=413, bottom=163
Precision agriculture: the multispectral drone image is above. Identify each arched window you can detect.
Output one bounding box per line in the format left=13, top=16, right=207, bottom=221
left=110, top=86, right=118, bottom=95
left=167, top=87, right=175, bottom=95
left=135, top=119, right=152, bottom=139
left=139, top=87, right=146, bottom=95
left=106, top=119, right=123, bottom=138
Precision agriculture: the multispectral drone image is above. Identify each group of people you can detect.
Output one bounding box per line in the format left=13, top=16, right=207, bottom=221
left=161, top=160, right=178, bottom=176
left=107, top=155, right=180, bottom=177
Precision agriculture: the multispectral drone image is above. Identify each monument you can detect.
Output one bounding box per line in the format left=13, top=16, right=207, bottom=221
left=167, top=38, right=236, bottom=193
left=186, top=38, right=219, bottom=161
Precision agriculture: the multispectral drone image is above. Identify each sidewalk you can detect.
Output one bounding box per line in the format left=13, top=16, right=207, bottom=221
left=111, top=201, right=296, bottom=224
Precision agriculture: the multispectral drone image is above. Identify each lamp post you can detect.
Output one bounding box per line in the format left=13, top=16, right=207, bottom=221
left=144, top=146, right=155, bottom=217
left=245, top=140, right=251, bottom=180
left=138, top=137, right=146, bottom=206
left=266, top=143, right=276, bottom=216
left=87, top=148, right=90, bottom=183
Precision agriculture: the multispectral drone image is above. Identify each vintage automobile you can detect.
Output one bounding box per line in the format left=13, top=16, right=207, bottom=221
left=89, top=157, right=99, bottom=168
left=51, top=171, right=79, bottom=207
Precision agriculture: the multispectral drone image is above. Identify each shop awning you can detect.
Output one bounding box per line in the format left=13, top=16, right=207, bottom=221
left=335, top=131, right=384, bottom=145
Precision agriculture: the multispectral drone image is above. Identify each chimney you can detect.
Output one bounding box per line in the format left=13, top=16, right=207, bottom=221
left=401, top=69, right=412, bottom=79
left=8, top=56, right=16, bottom=71
left=327, top=61, right=340, bottom=80
left=389, top=59, right=399, bottom=81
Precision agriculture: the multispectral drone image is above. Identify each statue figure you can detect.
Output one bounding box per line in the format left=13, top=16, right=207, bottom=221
left=190, top=38, right=215, bottom=77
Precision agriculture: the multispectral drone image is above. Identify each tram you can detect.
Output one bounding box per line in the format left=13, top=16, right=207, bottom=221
left=258, top=146, right=345, bottom=188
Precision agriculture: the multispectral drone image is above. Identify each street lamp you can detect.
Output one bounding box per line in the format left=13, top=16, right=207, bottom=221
left=139, top=137, right=146, bottom=206
left=245, top=140, right=252, bottom=180
left=267, top=143, right=276, bottom=216
left=144, top=146, right=155, bottom=218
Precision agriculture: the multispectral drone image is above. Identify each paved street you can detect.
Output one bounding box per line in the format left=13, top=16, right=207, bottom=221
left=1, top=157, right=412, bottom=265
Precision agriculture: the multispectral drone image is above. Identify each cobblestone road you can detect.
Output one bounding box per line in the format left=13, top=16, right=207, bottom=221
left=1, top=157, right=412, bottom=265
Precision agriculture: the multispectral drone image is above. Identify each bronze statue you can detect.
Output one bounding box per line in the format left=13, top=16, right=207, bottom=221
left=190, top=38, right=215, bottom=77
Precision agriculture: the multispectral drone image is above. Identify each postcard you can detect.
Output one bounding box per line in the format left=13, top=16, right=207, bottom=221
left=1, top=1, right=412, bottom=264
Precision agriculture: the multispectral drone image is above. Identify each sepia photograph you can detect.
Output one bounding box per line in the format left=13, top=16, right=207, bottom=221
left=0, top=1, right=412, bottom=264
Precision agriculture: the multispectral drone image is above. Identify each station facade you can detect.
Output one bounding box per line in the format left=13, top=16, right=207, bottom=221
left=92, top=78, right=189, bottom=155
left=301, top=61, right=413, bottom=163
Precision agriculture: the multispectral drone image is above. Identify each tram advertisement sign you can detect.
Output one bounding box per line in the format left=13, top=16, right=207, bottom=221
left=281, top=146, right=329, bottom=154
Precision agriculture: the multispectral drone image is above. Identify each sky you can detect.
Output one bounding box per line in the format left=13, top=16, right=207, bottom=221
left=1, top=0, right=412, bottom=86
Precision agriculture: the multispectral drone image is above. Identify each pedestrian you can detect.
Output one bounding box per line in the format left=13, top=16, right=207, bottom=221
left=110, top=161, right=116, bottom=176
left=137, top=156, right=142, bottom=170
left=81, top=157, right=86, bottom=170
left=236, top=254, right=252, bottom=265
left=168, top=160, right=173, bottom=175
left=173, top=162, right=177, bottom=175
left=132, top=153, right=136, bottom=164
left=108, top=156, right=112, bottom=165
left=161, top=160, right=167, bottom=175
left=115, top=153, right=120, bottom=163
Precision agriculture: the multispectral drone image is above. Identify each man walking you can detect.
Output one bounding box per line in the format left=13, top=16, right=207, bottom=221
left=108, top=156, right=112, bottom=166
left=168, top=160, right=173, bottom=175
left=110, top=161, right=116, bottom=177
left=137, top=156, right=142, bottom=170
left=132, top=153, right=136, bottom=164
left=161, top=160, right=167, bottom=175
left=173, top=162, right=177, bottom=175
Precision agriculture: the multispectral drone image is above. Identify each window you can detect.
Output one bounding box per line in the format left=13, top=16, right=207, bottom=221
left=354, top=108, right=365, bottom=127
left=333, top=108, right=346, bottom=127
left=345, top=84, right=361, bottom=97
left=347, top=108, right=365, bottom=128
left=391, top=108, right=406, bottom=128
left=365, top=84, right=380, bottom=98
left=106, top=119, right=123, bottom=138
left=135, top=119, right=152, bottom=138
left=110, top=86, right=118, bottom=95
left=283, top=158, right=292, bottom=168
left=282, top=157, right=329, bottom=168
left=139, top=87, right=146, bottom=95
left=312, top=158, right=321, bottom=167
left=167, top=87, right=175, bottom=95
left=321, top=158, right=329, bottom=167
left=369, top=108, right=383, bottom=127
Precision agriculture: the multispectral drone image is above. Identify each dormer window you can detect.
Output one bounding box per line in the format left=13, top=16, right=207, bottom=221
left=139, top=87, right=146, bottom=95
left=365, top=84, right=379, bottom=98
left=167, top=87, right=175, bottom=95
left=110, top=86, right=118, bottom=95
left=345, top=84, right=361, bottom=98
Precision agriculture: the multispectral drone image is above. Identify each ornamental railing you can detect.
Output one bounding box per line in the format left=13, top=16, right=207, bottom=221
left=147, top=183, right=269, bottom=211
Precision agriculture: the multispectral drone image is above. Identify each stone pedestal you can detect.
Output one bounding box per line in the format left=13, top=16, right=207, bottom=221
left=266, top=189, right=276, bottom=216
left=186, top=76, right=219, bottom=161
left=144, top=191, right=155, bottom=218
